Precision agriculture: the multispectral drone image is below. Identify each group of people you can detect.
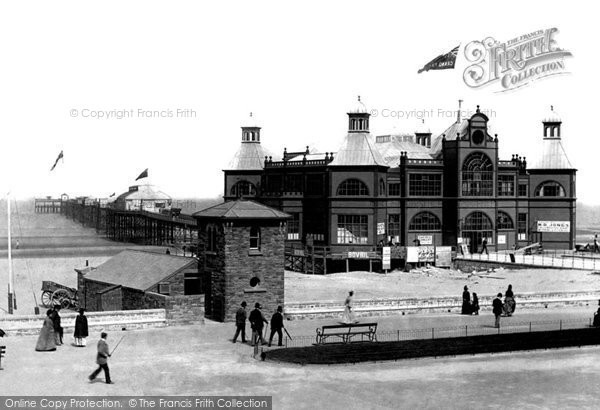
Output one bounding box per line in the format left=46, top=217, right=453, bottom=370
left=461, top=286, right=480, bottom=315
left=35, top=306, right=89, bottom=351
left=461, top=284, right=517, bottom=327
left=233, top=302, right=286, bottom=347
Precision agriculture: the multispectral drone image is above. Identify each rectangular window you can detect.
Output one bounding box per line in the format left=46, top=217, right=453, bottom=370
left=337, top=215, right=368, bottom=244
left=158, top=282, right=170, bottom=295
left=497, top=175, right=515, bottom=196
left=250, top=226, right=261, bottom=250
left=306, top=174, right=324, bottom=196
left=388, top=183, right=401, bottom=196
left=518, top=184, right=528, bottom=197
left=287, top=213, right=300, bottom=240
left=286, top=175, right=303, bottom=193
left=518, top=213, right=527, bottom=240
left=388, top=214, right=401, bottom=241
left=184, top=272, right=202, bottom=295
left=408, top=174, right=441, bottom=196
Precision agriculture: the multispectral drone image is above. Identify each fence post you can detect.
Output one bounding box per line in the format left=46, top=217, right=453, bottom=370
left=397, top=330, right=400, bottom=341
left=529, top=322, right=532, bottom=333
left=465, top=325, right=468, bottom=337
left=432, top=328, right=434, bottom=339
left=498, top=324, right=500, bottom=335
left=560, top=320, right=562, bottom=331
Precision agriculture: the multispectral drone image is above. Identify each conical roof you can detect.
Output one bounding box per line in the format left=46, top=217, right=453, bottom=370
left=530, top=139, right=573, bottom=169
left=329, top=132, right=387, bottom=166
left=226, top=143, right=275, bottom=170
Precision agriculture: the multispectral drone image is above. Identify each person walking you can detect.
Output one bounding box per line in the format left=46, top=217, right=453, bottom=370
left=89, top=332, right=112, bottom=384
left=268, top=306, right=285, bottom=347
left=504, top=284, right=516, bottom=316
left=74, top=308, right=89, bottom=347
left=461, top=285, right=472, bottom=315
left=249, top=303, right=268, bottom=346
left=343, top=291, right=358, bottom=324
left=232, top=301, right=247, bottom=343
left=51, top=305, right=63, bottom=346
left=472, top=293, right=480, bottom=315
left=35, top=309, right=57, bottom=352
left=480, top=238, right=489, bottom=255
left=493, top=293, right=503, bottom=328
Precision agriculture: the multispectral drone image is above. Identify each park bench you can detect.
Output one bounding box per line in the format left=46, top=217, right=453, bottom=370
left=316, top=323, right=378, bottom=344
left=0, top=345, right=5, bottom=370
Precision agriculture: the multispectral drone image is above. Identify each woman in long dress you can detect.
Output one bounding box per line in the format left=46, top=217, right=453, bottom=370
left=504, top=284, right=516, bottom=316
left=74, top=308, right=89, bottom=347
left=35, top=309, right=57, bottom=352
left=343, top=291, right=357, bottom=324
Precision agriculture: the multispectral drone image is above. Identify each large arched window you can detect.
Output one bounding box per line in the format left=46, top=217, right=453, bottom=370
left=496, top=211, right=514, bottom=230
left=463, top=212, right=493, bottom=231
left=408, top=212, right=441, bottom=231
left=337, top=179, right=369, bottom=196
left=534, top=181, right=566, bottom=197
left=230, top=181, right=256, bottom=198
left=462, top=152, right=493, bottom=196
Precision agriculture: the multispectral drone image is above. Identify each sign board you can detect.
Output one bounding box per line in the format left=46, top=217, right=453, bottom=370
left=417, top=235, right=433, bottom=245
left=436, top=246, right=452, bottom=267
left=457, top=237, right=463, bottom=244
left=407, top=246, right=435, bottom=263
left=382, top=246, right=391, bottom=270
left=377, top=222, right=385, bottom=235
left=347, top=251, right=370, bottom=259
left=537, top=221, right=570, bottom=233
left=460, top=244, right=470, bottom=255
left=497, top=234, right=506, bottom=245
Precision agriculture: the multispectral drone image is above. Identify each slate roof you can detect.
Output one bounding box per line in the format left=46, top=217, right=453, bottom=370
left=429, top=119, right=469, bottom=157
left=193, top=200, right=290, bottom=220
left=226, top=142, right=275, bottom=170
left=375, top=134, right=434, bottom=165
left=84, top=250, right=197, bottom=291
left=329, top=132, right=387, bottom=167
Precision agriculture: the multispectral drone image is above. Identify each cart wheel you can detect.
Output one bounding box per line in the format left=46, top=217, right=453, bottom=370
left=51, top=289, right=70, bottom=308
left=41, top=291, right=53, bottom=307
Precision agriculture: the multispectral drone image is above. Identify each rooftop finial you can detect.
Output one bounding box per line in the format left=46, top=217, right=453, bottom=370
left=457, top=99, right=463, bottom=123
left=476, top=104, right=480, bottom=113
left=250, top=112, right=253, bottom=118
left=358, top=95, right=361, bottom=102
left=551, top=105, right=554, bottom=111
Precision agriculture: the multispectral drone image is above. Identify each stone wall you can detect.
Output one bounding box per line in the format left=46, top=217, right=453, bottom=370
left=165, top=294, right=205, bottom=325
left=220, top=223, right=286, bottom=322
left=1, top=309, right=167, bottom=336
left=284, top=290, right=600, bottom=320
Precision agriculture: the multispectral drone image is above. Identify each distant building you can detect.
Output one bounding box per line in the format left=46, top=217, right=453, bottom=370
left=223, top=100, right=576, bottom=258
left=112, top=184, right=172, bottom=213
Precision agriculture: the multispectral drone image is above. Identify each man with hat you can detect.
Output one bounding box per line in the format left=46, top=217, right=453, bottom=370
left=268, top=306, right=285, bottom=347
left=232, top=301, right=248, bottom=343
left=249, top=302, right=268, bottom=346
left=74, top=308, right=89, bottom=347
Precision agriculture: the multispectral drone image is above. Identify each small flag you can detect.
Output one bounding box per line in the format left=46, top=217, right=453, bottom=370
left=418, top=45, right=459, bottom=74
left=50, top=150, right=64, bottom=171
left=135, top=168, right=148, bottom=181
left=109, top=192, right=116, bottom=197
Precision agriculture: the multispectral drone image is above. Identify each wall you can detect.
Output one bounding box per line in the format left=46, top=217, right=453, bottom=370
left=165, top=294, right=205, bottom=324
left=1, top=309, right=167, bottom=336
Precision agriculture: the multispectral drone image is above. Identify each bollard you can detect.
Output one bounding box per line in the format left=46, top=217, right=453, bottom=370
left=465, top=325, right=468, bottom=337
left=529, top=322, right=532, bottom=333
left=560, top=320, right=562, bottom=331
left=432, top=328, right=435, bottom=340
left=397, top=330, right=400, bottom=341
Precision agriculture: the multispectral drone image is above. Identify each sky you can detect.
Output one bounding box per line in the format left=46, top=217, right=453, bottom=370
left=0, top=1, right=598, bottom=203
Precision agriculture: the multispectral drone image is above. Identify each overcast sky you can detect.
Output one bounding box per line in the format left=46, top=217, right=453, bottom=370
left=0, top=1, right=597, bottom=203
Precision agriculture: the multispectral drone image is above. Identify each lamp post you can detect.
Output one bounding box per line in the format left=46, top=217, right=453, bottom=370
left=7, top=194, right=14, bottom=314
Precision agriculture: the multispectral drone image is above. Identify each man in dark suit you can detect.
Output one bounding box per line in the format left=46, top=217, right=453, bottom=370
left=233, top=301, right=247, bottom=343
left=268, top=306, right=285, bottom=347
left=89, top=332, right=112, bottom=384
left=493, top=293, right=503, bottom=328
left=249, top=303, right=268, bottom=346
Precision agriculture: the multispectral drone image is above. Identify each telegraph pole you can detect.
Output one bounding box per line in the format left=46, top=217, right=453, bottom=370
left=7, top=194, right=14, bottom=314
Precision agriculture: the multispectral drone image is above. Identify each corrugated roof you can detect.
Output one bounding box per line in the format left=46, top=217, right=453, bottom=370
left=530, top=138, right=574, bottom=169
left=84, top=250, right=197, bottom=291
left=430, top=119, right=469, bottom=156
left=193, top=200, right=290, bottom=219
left=226, top=142, right=275, bottom=170
left=329, top=133, right=387, bottom=167
left=375, top=134, right=434, bottom=166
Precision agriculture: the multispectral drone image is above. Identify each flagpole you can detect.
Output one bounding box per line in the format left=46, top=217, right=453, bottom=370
left=7, top=193, right=14, bottom=314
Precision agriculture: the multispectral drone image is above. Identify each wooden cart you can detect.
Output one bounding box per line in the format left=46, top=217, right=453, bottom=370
left=40, top=281, right=79, bottom=309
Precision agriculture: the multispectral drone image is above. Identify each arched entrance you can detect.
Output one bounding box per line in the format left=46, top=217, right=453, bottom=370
left=463, top=211, right=493, bottom=254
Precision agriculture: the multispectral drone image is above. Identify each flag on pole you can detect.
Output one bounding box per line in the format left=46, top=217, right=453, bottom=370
left=135, top=168, right=148, bottom=181
left=50, top=150, right=64, bottom=171
left=417, top=45, right=460, bottom=73
left=109, top=192, right=116, bottom=197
